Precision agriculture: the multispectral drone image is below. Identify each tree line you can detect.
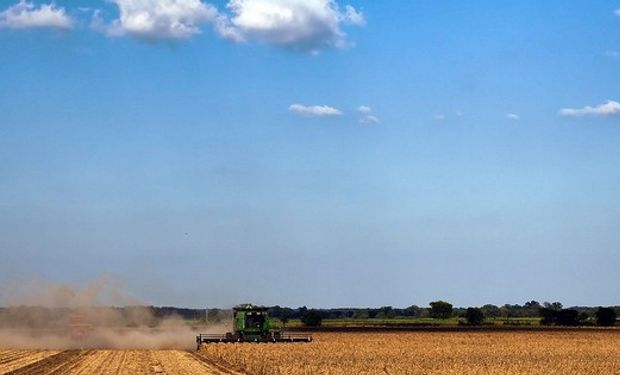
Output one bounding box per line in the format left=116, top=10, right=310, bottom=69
left=265, top=301, right=619, bottom=327
left=2, top=302, right=615, bottom=328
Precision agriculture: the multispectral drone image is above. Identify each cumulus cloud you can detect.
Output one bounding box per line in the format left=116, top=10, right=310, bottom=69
left=357, top=105, right=379, bottom=124
left=101, top=0, right=222, bottom=39
left=0, top=1, right=73, bottom=30
left=507, top=113, right=519, bottom=120
left=289, top=104, right=343, bottom=117
left=225, top=0, right=365, bottom=51
left=559, top=100, right=620, bottom=117
left=5, top=0, right=366, bottom=50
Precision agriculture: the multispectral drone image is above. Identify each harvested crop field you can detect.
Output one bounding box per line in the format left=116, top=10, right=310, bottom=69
left=200, top=331, right=620, bottom=375
left=0, top=349, right=242, bottom=375
left=2, top=331, right=620, bottom=374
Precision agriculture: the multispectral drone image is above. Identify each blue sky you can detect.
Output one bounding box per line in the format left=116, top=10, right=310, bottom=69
left=1, top=0, right=619, bottom=308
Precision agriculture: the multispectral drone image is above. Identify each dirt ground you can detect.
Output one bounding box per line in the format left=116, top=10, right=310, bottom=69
left=0, top=349, right=242, bottom=375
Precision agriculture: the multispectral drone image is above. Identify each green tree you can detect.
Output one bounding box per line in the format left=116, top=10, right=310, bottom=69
left=465, top=308, right=484, bottom=325
left=377, top=306, right=396, bottom=319
left=301, top=309, right=322, bottom=327
left=543, top=302, right=563, bottom=311
left=481, top=304, right=501, bottom=318
left=539, top=307, right=556, bottom=325
left=595, top=307, right=617, bottom=327
left=539, top=308, right=580, bottom=326
left=429, top=301, right=453, bottom=319
left=404, top=305, right=423, bottom=317
left=556, top=309, right=579, bottom=326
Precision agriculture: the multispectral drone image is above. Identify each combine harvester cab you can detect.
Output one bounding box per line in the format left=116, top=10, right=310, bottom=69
left=197, top=304, right=312, bottom=349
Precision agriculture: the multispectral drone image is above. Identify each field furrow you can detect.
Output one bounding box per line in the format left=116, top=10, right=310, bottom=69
left=0, top=349, right=243, bottom=375
left=185, top=351, right=246, bottom=375
left=3, top=350, right=88, bottom=375
left=0, top=350, right=61, bottom=374
left=57, top=350, right=155, bottom=375
left=60, top=350, right=114, bottom=375
left=94, top=350, right=153, bottom=375
left=0, top=351, right=34, bottom=366
left=152, top=350, right=239, bottom=375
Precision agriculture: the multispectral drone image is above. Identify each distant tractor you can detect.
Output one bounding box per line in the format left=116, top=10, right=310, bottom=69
left=196, top=304, right=312, bottom=348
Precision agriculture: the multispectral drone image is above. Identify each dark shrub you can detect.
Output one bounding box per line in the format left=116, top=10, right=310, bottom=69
left=465, top=308, right=484, bottom=325
left=301, top=309, right=322, bottom=327
left=595, top=307, right=617, bottom=327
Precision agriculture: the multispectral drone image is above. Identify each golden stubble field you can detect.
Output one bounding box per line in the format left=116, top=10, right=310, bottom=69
left=2, top=331, right=620, bottom=374
left=200, top=331, right=620, bottom=375
left=0, top=349, right=241, bottom=375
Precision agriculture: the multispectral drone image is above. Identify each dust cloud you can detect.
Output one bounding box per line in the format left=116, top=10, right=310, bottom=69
left=0, top=279, right=229, bottom=350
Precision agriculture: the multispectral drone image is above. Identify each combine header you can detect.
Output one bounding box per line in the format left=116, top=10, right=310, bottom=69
left=196, top=304, right=312, bottom=348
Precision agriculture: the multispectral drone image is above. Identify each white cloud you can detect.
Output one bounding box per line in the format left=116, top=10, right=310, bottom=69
left=10, top=0, right=365, bottom=49
left=289, top=104, right=342, bottom=117
left=434, top=114, right=446, bottom=121
left=357, top=105, right=371, bottom=114
left=102, top=0, right=221, bottom=39
left=615, top=8, right=620, bottom=17
left=225, top=0, right=365, bottom=51
left=604, top=50, right=620, bottom=58
left=507, top=113, right=519, bottom=120
left=357, top=105, right=379, bottom=124
left=360, top=115, right=379, bottom=124
left=559, top=100, right=620, bottom=117
left=344, top=5, right=365, bottom=26
left=0, top=1, right=73, bottom=30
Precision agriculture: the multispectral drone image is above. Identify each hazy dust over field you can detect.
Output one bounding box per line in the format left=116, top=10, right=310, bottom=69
left=0, top=279, right=224, bottom=350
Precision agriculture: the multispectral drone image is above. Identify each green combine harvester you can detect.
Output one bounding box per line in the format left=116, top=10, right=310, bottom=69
left=196, top=304, right=312, bottom=348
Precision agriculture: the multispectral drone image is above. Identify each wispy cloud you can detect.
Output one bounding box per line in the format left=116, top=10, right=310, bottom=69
left=559, top=100, right=620, bottom=117
left=434, top=114, right=446, bottom=121
left=615, top=8, right=620, bottom=17
left=289, top=104, right=343, bottom=117
left=507, top=113, right=519, bottom=121
left=0, top=1, right=73, bottom=30
left=357, top=105, right=379, bottom=124
left=344, top=5, right=365, bottom=26
left=604, top=50, right=620, bottom=58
